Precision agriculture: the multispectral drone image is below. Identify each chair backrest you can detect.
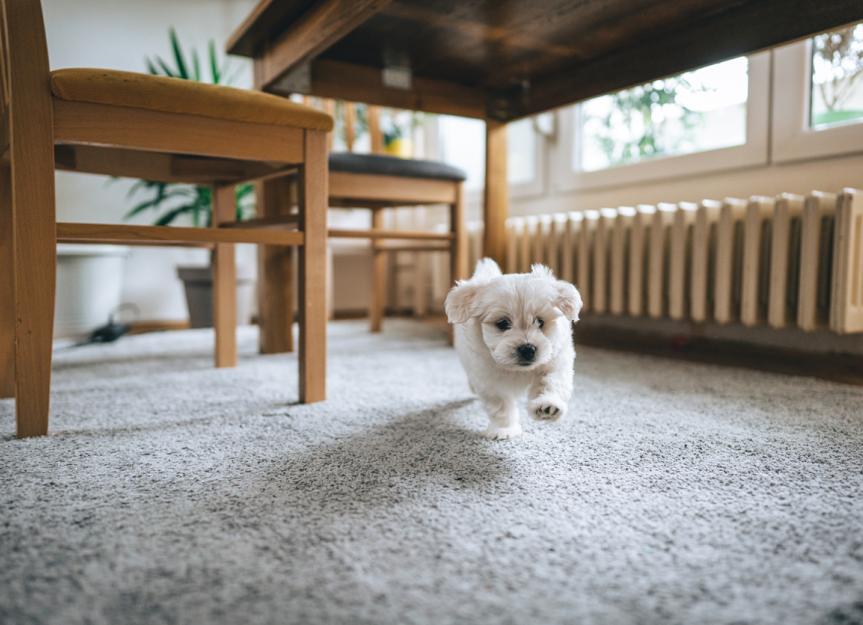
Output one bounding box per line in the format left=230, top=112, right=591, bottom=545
left=303, top=96, right=385, bottom=155
left=1, top=0, right=54, bottom=160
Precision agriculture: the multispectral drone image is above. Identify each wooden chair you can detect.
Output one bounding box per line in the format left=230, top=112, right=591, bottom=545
left=273, top=99, right=466, bottom=346
left=0, top=0, right=332, bottom=437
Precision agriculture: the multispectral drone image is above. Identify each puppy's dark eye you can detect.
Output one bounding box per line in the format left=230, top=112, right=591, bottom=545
left=495, top=318, right=512, bottom=331
left=536, top=317, right=544, bottom=329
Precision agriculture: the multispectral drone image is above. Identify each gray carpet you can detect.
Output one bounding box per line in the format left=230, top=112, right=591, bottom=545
left=1, top=320, right=862, bottom=625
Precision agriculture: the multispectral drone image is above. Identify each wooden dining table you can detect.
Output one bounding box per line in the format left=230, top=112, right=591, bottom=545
left=228, top=0, right=863, bottom=353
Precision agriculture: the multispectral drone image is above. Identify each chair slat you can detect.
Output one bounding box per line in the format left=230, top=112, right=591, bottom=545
left=57, top=222, right=304, bottom=246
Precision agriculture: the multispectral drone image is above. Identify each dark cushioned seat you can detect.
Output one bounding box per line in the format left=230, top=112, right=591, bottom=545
left=329, top=152, right=466, bottom=181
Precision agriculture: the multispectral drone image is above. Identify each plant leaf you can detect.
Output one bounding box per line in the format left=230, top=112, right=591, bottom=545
left=191, top=48, right=201, bottom=82
left=189, top=186, right=209, bottom=227
left=155, top=203, right=198, bottom=227
left=208, top=40, right=220, bottom=84
left=145, top=58, right=159, bottom=76
left=233, top=182, right=253, bottom=221
left=124, top=188, right=194, bottom=219
left=169, top=27, right=189, bottom=79
left=125, top=179, right=156, bottom=198
left=155, top=55, right=177, bottom=78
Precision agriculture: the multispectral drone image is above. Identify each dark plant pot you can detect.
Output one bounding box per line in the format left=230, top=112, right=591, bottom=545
left=177, top=266, right=254, bottom=329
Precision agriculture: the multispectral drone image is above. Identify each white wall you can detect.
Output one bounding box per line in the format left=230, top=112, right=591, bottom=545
left=506, top=150, right=863, bottom=219
left=44, top=0, right=257, bottom=322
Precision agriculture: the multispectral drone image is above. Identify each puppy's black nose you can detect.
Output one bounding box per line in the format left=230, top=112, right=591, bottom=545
left=517, top=343, right=537, bottom=362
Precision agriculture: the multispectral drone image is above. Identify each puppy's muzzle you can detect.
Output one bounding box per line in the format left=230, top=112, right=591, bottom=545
left=516, top=343, right=537, bottom=365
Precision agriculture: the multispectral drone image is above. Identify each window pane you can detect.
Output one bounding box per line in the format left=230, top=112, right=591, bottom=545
left=810, top=22, right=863, bottom=129
left=439, top=116, right=485, bottom=190
left=507, top=118, right=536, bottom=185
left=576, top=57, right=748, bottom=172
left=438, top=116, right=539, bottom=189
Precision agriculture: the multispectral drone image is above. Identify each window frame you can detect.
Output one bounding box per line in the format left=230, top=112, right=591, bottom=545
left=772, top=37, right=863, bottom=163
left=553, top=51, right=771, bottom=192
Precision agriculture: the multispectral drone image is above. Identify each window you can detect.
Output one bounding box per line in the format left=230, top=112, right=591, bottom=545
left=437, top=25, right=863, bottom=202
left=773, top=20, right=863, bottom=162
left=507, top=118, right=538, bottom=185
left=810, top=23, right=863, bottom=129
left=577, top=58, right=748, bottom=171
left=437, top=115, right=546, bottom=198
left=556, top=53, right=769, bottom=190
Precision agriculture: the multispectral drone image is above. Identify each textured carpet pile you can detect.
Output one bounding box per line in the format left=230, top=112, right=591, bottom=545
left=1, top=320, right=862, bottom=625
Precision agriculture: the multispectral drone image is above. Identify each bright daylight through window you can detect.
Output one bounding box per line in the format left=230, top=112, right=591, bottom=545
left=576, top=57, right=749, bottom=171
left=810, top=21, right=863, bottom=129
left=438, top=116, right=537, bottom=190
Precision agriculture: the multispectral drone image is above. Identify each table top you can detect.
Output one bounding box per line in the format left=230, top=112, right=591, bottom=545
left=229, top=0, right=863, bottom=121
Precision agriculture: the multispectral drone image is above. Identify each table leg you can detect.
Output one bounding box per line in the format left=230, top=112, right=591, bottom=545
left=0, top=165, right=14, bottom=399
left=483, top=120, right=508, bottom=267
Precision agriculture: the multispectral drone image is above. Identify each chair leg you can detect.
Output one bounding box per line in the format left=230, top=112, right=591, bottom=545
left=298, top=130, right=327, bottom=403
left=257, top=177, right=295, bottom=354
left=0, top=165, right=15, bottom=399
left=10, top=145, right=56, bottom=438
left=449, top=183, right=468, bottom=346
left=370, top=209, right=386, bottom=333
left=326, top=244, right=335, bottom=320
left=413, top=251, right=428, bottom=317
left=212, top=184, right=237, bottom=368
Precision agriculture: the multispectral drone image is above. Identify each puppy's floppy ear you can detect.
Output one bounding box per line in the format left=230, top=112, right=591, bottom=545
left=530, top=264, right=555, bottom=279
left=554, top=281, right=583, bottom=322
left=446, top=258, right=500, bottom=324
left=445, top=281, right=481, bottom=324
left=473, top=257, right=502, bottom=280
left=531, top=264, right=582, bottom=321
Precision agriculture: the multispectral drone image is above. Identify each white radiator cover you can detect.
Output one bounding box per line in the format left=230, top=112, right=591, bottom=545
left=463, top=187, right=863, bottom=335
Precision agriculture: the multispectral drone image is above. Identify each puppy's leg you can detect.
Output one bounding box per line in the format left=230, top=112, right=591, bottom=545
left=480, top=395, right=522, bottom=440
left=528, top=360, right=574, bottom=421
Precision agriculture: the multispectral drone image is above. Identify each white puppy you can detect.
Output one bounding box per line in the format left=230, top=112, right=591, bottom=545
left=445, top=258, right=583, bottom=439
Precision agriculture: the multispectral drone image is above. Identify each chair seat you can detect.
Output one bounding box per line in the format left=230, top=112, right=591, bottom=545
left=329, top=152, right=466, bottom=181
left=50, top=68, right=333, bottom=132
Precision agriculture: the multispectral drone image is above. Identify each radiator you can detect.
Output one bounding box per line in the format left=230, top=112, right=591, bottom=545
left=466, top=188, right=863, bottom=334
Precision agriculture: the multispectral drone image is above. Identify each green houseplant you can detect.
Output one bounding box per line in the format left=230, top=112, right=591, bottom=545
left=127, top=29, right=256, bottom=327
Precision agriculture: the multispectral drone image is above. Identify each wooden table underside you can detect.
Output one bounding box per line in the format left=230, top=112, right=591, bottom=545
left=229, top=0, right=863, bottom=275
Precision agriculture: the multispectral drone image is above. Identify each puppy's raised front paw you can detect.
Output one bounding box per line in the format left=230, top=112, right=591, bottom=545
left=529, top=396, right=567, bottom=421
left=484, top=423, right=523, bottom=440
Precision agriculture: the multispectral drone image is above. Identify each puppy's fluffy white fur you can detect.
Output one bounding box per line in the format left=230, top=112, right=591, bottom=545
left=445, top=258, right=582, bottom=439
